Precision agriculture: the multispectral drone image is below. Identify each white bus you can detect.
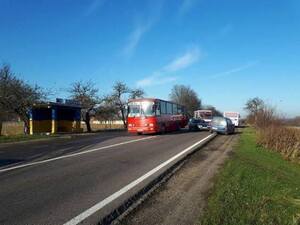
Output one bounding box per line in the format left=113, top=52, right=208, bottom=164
left=194, top=110, right=213, bottom=123
left=223, top=112, right=240, bottom=127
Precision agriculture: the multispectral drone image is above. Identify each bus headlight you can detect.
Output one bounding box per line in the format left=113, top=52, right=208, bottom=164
left=149, top=123, right=154, bottom=127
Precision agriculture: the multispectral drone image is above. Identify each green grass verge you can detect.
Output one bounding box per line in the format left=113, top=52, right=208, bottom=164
left=0, top=134, right=59, bottom=143
left=200, top=128, right=300, bottom=225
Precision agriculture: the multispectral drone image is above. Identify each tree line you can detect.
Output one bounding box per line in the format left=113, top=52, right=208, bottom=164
left=0, top=64, right=212, bottom=134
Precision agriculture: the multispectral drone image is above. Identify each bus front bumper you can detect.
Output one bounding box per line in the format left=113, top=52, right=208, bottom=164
left=128, top=126, right=158, bottom=134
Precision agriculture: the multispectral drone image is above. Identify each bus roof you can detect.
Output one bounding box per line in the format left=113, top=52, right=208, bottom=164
left=128, top=98, right=183, bottom=106
left=224, top=112, right=240, bottom=117
left=224, top=111, right=240, bottom=115
left=194, top=109, right=213, bottom=112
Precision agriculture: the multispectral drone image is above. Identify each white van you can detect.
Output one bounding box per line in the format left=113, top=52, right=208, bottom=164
left=223, top=112, right=240, bottom=127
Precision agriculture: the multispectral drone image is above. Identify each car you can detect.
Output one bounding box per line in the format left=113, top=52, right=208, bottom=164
left=188, top=118, right=210, bottom=131
left=210, top=116, right=235, bottom=135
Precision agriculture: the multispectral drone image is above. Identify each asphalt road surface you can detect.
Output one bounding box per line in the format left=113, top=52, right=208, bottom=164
left=121, top=134, right=239, bottom=225
left=0, top=130, right=213, bottom=225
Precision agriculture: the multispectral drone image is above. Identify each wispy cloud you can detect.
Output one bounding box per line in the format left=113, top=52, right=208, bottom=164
left=164, top=47, right=200, bottom=72
left=136, top=47, right=201, bottom=87
left=122, top=24, right=150, bottom=57
left=219, top=23, right=233, bottom=37
left=85, top=0, right=107, bottom=16
left=210, top=61, right=259, bottom=79
left=122, top=0, right=165, bottom=57
left=136, top=74, right=178, bottom=87
left=179, top=0, right=200, bottom=15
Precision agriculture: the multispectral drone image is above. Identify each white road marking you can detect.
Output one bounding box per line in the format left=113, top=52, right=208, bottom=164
left=63, top=133, right=216, bottom=225
left=0, top=136, right=157, bottom=173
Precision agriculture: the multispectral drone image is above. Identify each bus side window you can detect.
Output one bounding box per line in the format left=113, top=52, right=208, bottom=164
left=156, top=103, right=161, bottom=116
left=173, top=104, right=177, bottom=115
left=167, top=103, right=172, bottom=114
left=178, top=105, right=182, bottom=114
left=160, top=101, right=166, bottom=114
left=182, top=106, right=186, bottom=115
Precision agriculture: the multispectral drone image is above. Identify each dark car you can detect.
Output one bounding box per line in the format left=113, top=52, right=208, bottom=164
left=188, top=118, right=210, bottom=131
left=210, top=116, right=235, bottom=135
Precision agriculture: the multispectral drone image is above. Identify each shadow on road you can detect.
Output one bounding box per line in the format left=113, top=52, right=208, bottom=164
left=0, top=131, right=133, bottom=168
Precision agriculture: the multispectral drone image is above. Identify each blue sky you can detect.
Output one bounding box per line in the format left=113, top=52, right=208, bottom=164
left=1, top=0, right=300, bottom=117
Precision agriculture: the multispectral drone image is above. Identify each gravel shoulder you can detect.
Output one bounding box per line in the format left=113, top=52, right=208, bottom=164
left=120, top=132, right=240, bottom=225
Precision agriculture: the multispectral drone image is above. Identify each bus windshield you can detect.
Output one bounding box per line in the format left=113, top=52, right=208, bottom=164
left=200, top=112, right=212, bottom=119
left=128, top=101, right=155, bottom=117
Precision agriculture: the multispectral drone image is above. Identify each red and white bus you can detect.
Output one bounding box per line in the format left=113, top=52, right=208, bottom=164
left=127, top=98, right=188, bottom=134
left=194, top=110, right=213, bottom=123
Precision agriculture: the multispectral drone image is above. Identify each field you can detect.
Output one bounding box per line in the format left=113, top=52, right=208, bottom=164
left=258, top=126, right=300, bottom=163
left=200, top=128, right=300, bottom=225
left=0, top=121, right=125, bottom=136
left=0, top=134, right=59, bottom=143
left=248, top=106, right=300, bottom=163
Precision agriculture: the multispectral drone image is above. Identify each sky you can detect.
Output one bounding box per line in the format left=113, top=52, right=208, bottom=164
left=0, top=0, right=300, bottom=117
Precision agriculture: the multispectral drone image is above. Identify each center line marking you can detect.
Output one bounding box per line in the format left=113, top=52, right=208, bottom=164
left=63, top=133, right=216, bottom=225
left=0, top=136, right=157, bottom=173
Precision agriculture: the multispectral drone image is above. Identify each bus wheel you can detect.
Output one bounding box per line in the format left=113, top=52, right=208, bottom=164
left=160, top=125, right=166, bottom=134
left=175, top=122, right=180, bottom=131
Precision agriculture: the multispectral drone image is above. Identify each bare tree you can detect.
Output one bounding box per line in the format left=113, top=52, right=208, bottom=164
left=244, top=97, right=264, bottom=115
left=0, top=107, right=5, bottom=135
left=107, top=81, right=144, bottom=128
left=0, top=108, right=13, bottom=135
left=0, top=64, right=46, bottom=134
left=130, top=88, right=145, bottom=99
left=69, top=81, right=100, bottom=132
left=244, top=97, right=265, bottom=124
left=169, top=84, right=201, bottom=117
left=95, top=100, right=119, bottom=127
left=284, top=116, right=300, bottom=127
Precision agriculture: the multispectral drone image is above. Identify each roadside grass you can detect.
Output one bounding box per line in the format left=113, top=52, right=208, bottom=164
left=0, top=134, right=59, bottom=143
left=200, top=128, right=300, bottom=225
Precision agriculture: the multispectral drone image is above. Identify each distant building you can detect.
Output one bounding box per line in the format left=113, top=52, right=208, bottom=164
left=29, top=100, right=82, bottom=135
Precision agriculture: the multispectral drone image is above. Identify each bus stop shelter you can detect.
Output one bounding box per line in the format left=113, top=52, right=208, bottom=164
left=29, top=101, right=82, bottom=135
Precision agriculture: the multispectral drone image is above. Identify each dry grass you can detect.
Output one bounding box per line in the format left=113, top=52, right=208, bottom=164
left=250, top=107, right=300, bottom=163
left=257, top=126, right=300, bottom=163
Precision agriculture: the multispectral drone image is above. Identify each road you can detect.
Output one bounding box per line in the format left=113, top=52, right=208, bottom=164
left=121, top=134, right=239, bottom=225
left=0, top=130, right=213, bottom=225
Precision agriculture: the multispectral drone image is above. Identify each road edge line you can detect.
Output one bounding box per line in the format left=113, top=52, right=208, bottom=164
left=64, top=133, right=217, bottom=225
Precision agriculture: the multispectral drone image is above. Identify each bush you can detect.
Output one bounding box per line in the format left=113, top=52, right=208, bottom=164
left=252, top=106, right=300, bottom=163
left=257, top=126, right=300, bottom=163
